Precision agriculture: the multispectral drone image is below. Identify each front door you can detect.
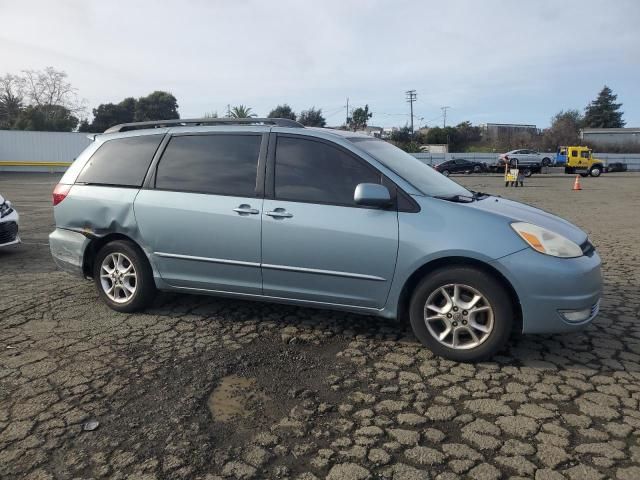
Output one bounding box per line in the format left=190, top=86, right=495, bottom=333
left=261, top=135, right=398, bottom=309
left=135, top=132, right=266, bottom=294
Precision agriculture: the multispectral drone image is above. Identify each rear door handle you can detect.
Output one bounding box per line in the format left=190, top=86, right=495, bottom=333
left=233, top=204, right=259, bottom=215
left=265, top=208, right=293, bottom=219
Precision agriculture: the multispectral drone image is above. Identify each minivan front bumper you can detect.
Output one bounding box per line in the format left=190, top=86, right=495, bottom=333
left=492, top=247, right=602, bottom=334
left=49, top=228, right=90, bottom=277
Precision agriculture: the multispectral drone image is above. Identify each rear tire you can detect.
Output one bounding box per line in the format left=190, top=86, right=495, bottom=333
left=93, top=240, right=156, bottom=313
left=580, top=172, right=589, bottom=178
left=523, top=169, right=532, bottom=178
left=409, top=267, right=513, bottom=362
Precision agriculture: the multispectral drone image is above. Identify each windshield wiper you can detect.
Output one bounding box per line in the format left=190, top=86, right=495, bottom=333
left=433, top=194, right=475, bottom=203
left=471, top=190, right=490, bottom=200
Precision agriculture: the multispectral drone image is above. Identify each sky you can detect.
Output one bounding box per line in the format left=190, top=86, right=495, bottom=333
left=1, top=0, right=638, bottom=129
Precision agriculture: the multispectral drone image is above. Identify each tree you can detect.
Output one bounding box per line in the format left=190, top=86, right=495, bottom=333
left=541, top=110, right=583, bottom=149
left=390, top=126, right=413, bottom=144
left=203, top=111, right=219, bottom=118
left=1, top=68, right=85, bottom=131
left=77, top=119, right=91, bottom=132
left=14, top=104, right=78, bottom=132
left=583, top=85, right=625, bottom=128
left=0, top=75, right=23, bottom=129
left=349, top=104, right=372, bottom=131
left=86, top=97, right=136, bottom=132
left=389, top=126, right=422, bottom=152
left=19, top=67, right=86, bottom=116
left=454, top=121, right=482, bottom=148
left=267, top=104, right=296, bottom=120
left=298, top=107, right=326, bottom=127
left=229, top=105, right=256, bottom=118
left=134, top=91, right=179, bottom=122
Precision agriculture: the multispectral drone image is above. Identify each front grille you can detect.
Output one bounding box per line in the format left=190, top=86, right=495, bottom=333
left=0, top=221, right=18, bottom=244
left=581, top=239, right=595, bottom=257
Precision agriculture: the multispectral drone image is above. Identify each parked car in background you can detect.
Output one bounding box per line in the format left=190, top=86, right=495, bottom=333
left=0, top=193, right=20, bottom=247
left=605, top=162, right=627, bottom=173
left=500, top=149, right=554, bottom=167
left=50, top=118, right=602, bottom=362
left=490, top=156, right=540, bottom=177
left=433, top=158, right=486, bottom=176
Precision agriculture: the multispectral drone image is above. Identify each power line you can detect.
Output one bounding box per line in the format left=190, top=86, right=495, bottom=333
left=405, top=90, right=417, bottom=134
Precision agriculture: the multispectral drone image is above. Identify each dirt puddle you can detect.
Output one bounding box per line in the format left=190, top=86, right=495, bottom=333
left=208, top=375, right=269, bottom=423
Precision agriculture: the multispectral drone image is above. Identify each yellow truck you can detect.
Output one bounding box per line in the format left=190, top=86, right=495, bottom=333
left=557, top=146, right=605, bottom=177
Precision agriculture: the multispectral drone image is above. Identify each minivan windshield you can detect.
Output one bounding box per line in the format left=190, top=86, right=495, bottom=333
left=348, top=137, right=473, bottom=198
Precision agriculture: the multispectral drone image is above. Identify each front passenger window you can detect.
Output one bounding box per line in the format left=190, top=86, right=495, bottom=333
left=275, top=136, right=380, bottom=206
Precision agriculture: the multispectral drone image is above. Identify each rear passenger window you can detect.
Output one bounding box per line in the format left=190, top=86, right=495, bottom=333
left=76, top=135, right=162, bottom=187
left=275, top=136, right=380, bottom=206
left=155, top=135, right=261, bottom=196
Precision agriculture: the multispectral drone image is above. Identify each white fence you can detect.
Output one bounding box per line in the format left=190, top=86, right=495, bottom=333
left=411, top=152, right=640, bottom=171
left=0, top=130, right=93, bottom=173
left=1, top=129, right=640, bottom=172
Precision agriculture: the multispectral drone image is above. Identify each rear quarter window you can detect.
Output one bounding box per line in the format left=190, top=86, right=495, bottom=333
left=76, top=135, right=163, bottom=187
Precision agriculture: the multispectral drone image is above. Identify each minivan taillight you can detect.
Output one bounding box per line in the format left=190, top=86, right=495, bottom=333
left=52, top=184, right=72, bottom=206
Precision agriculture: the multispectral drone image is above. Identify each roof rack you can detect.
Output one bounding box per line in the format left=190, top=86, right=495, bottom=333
left=104, top=117, right=304, bottom=134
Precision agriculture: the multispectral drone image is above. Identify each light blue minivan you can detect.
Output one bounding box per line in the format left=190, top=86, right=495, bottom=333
left=50, top=118, right=602, bottom=361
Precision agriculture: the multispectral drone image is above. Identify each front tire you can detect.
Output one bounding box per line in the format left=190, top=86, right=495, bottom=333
left=542, top=158, right=551, bottom=167
left=442, top=170, right=450, bottom=177
left=590, top=165, right=602, bottom=177
left=409, top=267, right=513, bottom=362
left=93, top=240, right=156, bottom=312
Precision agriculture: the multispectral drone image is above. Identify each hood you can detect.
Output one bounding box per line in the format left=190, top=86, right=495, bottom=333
left=467, top=196, right=588, bottom=245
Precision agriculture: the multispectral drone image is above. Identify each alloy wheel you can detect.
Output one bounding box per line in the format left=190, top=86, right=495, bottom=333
left=423, top=283, right=494, bottom=350
left=100, top=252, right=137, bottom=303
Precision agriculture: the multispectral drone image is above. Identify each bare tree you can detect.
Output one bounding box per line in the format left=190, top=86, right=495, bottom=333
left=19, top=67, right=86, bottom=116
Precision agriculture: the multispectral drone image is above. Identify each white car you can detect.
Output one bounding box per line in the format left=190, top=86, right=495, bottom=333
left=0, top=193, right=20, bottom=247
left=499, top=149, right=554, bottom=167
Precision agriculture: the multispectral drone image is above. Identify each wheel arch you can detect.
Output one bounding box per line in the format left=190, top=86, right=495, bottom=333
left=396, top=256, right=523, bottom=333
left=82, top=232, right=147, bottom=278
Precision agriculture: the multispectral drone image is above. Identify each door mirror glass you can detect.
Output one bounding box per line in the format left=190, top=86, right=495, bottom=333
left=354, top=183, right=392, bottom=208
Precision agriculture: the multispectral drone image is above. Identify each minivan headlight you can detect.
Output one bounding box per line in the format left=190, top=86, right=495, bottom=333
left=511, top=222, right=583, bottom=258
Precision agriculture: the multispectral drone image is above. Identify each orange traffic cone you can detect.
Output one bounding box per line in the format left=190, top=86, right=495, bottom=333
left=573, top=175, right=582, bottom=191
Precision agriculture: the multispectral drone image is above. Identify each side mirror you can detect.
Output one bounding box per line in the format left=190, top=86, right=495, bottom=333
left=354, top=183, right=392, bottom=208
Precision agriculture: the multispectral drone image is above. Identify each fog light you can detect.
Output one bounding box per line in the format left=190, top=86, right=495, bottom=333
left=559, top=307, right=592, bottom=323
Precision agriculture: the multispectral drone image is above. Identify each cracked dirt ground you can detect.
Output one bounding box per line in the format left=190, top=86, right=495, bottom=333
left=1, top=172, right=640, bottom=480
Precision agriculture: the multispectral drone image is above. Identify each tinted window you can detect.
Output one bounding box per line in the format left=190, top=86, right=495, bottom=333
left=572, top=150, right=578, bottom=157
left=581, top=151, right=590, bottom=158
left=155, top=134, right=261, bottom=196
left=275, top=136, right=380, bottom=206
left=348, top=137, right=472, bottom=197
left=76, top=135, right=162, bottom=187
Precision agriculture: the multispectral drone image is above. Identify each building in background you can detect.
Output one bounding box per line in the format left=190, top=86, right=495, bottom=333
left=581, top=128, right=640, bottom=148
left=479, top=123, right=538, bottom=141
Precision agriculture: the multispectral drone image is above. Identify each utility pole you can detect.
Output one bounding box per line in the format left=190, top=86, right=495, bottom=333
left=345, top=97, right=349, bottom=127
left=441, top=106, right=450, bottom=128
left=405, top=90, right=417, bottom=134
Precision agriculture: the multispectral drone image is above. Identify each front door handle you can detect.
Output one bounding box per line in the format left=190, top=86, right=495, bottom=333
left=233, top=204, right=259, bottom=215
left=265, top=208, right=293, bottom=219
